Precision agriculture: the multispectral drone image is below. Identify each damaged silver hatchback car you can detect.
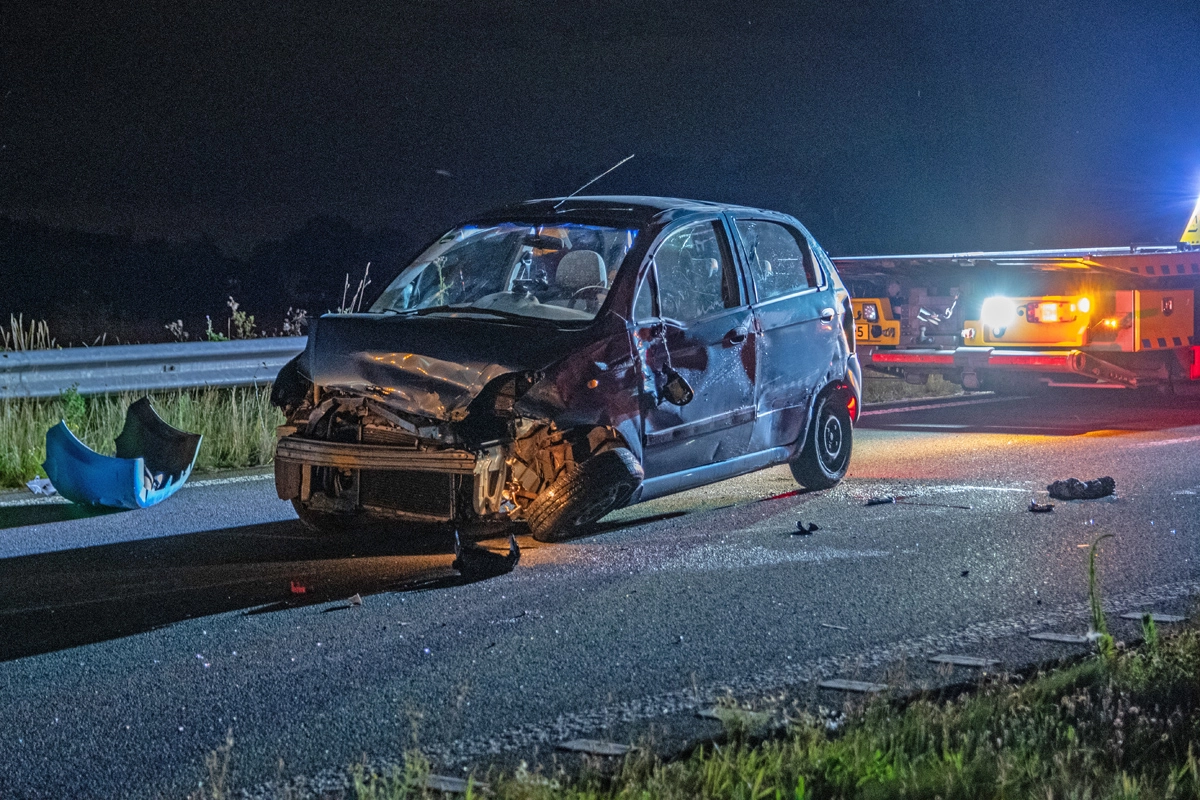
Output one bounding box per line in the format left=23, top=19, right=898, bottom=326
left=271, top=197, right=862, bottom=541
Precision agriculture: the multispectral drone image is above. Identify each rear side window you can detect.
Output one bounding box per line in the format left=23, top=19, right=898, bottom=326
left=735, top=220, right=820, bottom=301
left=652, top=221, right=741, bottom=322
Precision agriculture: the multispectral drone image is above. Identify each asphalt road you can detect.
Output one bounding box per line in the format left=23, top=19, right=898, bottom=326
left=3, top=390, right=1200, bottom=798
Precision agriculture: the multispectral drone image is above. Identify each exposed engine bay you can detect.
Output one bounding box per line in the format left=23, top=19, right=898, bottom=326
left=274, top=381, right=626, bottom=528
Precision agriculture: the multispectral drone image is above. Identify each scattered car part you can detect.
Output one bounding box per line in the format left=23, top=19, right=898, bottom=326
left=452, top=530, right=520, bottom=578
left=794, top=521, right=819, bottom=535
left=1028, top=500, right=1055, bottom=512
left=865, top=495, right=896, bottom=506
left=25, top=477, right=55, bottom=496
left=42, top=397, right=201, bottom=509
left=1047, top=476, right=1116, bottom=500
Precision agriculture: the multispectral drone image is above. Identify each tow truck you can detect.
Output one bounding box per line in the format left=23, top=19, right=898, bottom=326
left=835, top=195, right=1200, bottom=392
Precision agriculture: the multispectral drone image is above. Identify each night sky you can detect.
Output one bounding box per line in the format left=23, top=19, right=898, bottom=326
left=4, top=0, right=1200, bottom=258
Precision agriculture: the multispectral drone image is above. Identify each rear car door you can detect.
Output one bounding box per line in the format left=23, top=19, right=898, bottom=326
left=634, top=218, right=758, bottom=478
left=730, top=216, right=841, bottom=450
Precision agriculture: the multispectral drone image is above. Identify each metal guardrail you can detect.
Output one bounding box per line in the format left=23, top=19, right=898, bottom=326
left=0, top=338, right=307, bottom=398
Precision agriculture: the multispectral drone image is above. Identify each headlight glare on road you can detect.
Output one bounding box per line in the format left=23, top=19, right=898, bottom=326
left=981, top=296, right=1017, bottom=335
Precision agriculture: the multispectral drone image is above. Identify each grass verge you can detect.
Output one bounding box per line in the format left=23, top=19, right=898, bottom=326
left=862, top=372, right=963, bottom=405
left=320, top=621, right=1200, bottom=800
left=0, top=387, right=283, bottom=488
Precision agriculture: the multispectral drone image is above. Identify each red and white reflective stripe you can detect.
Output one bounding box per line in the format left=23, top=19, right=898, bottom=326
left=870, top=351, right=955, bottom=366
left=986, top=352, right=1075, bottom=370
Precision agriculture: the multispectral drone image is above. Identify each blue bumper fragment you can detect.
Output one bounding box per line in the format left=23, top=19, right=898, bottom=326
left=43, top=397, right=202, bottom=509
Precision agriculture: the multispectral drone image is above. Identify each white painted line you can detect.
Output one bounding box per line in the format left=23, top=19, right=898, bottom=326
left=556, top=739, right=633, bottom=756
left=424, top=774, right=486, bottom=794
left=1120, top=612, right=1186, bottom=623
left=889, top=423, right=968, bottom=429
left=860, top=396, right=1015, bottom=417
left=819, top=679, right=888, bottom=693
left=186, top=473, right=274, bottom=488
left=1128, top=435, right=1200, bottom=449
left=0, top=471, right=274, bottom=508
left=929, top=654, right=999, bottom=668
left=0, top=495, right=68, bottom=508
left=1029, top=632, right=1090, bottom=644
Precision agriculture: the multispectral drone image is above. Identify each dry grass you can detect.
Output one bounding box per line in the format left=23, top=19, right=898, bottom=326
left=0, top=387, right=283, bottom=488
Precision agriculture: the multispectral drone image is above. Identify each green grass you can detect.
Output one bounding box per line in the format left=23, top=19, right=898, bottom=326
left=324, top=625, right=1200, bottom=800
left=862, top=373, right=963, bottom=405
left=0, top=387, right=283, bottom=488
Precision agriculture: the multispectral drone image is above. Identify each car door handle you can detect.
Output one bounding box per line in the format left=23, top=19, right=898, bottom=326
left=725, top=326, right=748, bottom=344
left=819, top=308, right=836, bottom=322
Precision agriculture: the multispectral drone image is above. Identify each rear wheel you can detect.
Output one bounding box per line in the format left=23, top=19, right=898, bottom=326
left=790, top=392, right=853, bottom=490
left=526, top=448, right=643, bottom=543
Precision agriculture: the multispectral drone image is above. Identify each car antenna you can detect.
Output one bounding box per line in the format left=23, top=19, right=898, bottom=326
left=553, top=154, right=635, bottom=209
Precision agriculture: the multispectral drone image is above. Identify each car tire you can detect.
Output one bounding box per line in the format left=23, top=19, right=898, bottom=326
left=790, top=391, right=853, bottom=490
left=526, top=448, right=643, bottom=543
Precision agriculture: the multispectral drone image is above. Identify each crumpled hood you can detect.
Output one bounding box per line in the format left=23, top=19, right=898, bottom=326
left=305, top=313, right=589, bottom=421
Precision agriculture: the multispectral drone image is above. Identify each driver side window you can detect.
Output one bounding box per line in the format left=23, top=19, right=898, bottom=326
left=652, top=221, right=740, bottom=322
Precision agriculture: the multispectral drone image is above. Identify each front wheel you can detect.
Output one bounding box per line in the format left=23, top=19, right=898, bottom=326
left=526, top=448, right=643, bottom=543
left=789, top=392, right=853, bottom=490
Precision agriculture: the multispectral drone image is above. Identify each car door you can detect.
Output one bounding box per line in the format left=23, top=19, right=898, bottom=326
left=730, top=216, right=841, bottom=451
left=633, top=218, right=758, bottom=479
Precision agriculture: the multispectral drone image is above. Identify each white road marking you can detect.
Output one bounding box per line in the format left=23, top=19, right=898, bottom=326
left=1029, top=632, right=1090, bottom=644
left=556, top=740, right=633, bottom=756
left=859, top=396, right=1016, bottom=417
left=930, top=654, right=999, bottom=668
left=1128, top=435, right=1200, bottom=448
left=0, top=471, right=273, bottom=508
left=819, top=679, right=888, bottom=693
left=1119, top=612, right=1186, bottom=623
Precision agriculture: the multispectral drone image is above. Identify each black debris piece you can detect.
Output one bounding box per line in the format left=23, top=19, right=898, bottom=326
left=794, top=521, right=819, bottom=535
left=1047, top=476, right=1116, bottom=501
left=452, top=531, right=520, bottom=579
left=865, top=495, right=896, bottom=506
left=961, top=570, right=970, bottom=577
left=1028, top=500, right=1055, bottom=513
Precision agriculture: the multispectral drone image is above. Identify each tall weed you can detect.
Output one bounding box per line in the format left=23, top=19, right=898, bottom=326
left=0, top=387, right=283, bottom=488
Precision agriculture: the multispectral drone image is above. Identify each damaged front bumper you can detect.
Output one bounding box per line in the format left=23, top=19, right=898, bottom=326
left=43, top=397, right=202, bottom=509
left=275, top=434, right=514, bottom=524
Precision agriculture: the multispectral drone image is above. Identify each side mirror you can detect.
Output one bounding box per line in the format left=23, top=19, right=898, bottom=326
left=659, top=366, right=694, bottom=406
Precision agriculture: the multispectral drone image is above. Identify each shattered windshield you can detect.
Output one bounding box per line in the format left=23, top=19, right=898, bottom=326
left=371, top=222, right=640, bottom=323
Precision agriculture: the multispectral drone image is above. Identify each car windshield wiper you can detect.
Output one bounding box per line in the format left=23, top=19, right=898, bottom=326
left=405, top=304, right=564, bottom=326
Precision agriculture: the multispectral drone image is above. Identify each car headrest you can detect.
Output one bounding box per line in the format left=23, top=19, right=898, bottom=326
left=556, top=250, right=606, bottom=291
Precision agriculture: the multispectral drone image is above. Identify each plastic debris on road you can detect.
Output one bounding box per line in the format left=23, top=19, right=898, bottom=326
left=42, top=397, right=202, bottom=509
left=452, top=530, right=520, bottom=578
left=1047, top=476, right=1116, bottom=501
left=1028, top=500, right=1055, bottom=513
left=794, top=521, right=819, bottom=535
left=290, top=581, right=307, bottom=594
left=348, top=593, right=362, bottom=606
left=25, top=477, right=56, bottom=496
left=865, top=495, right=896, bottom=506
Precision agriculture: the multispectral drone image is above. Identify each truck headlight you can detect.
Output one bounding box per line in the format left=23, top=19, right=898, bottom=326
left=980, top=296, right=1017, bottom=335
left=861, top=303, right=879, bottom=322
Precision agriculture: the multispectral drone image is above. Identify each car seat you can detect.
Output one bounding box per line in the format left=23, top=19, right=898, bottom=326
left=547, top=250, right=607, bottom=309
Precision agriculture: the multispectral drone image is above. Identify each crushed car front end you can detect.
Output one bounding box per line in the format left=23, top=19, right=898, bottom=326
left=270, top=210, right=652, bottom=538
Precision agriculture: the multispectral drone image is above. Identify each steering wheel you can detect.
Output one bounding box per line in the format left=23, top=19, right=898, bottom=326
left=568, top=285, right=608, bottom=310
